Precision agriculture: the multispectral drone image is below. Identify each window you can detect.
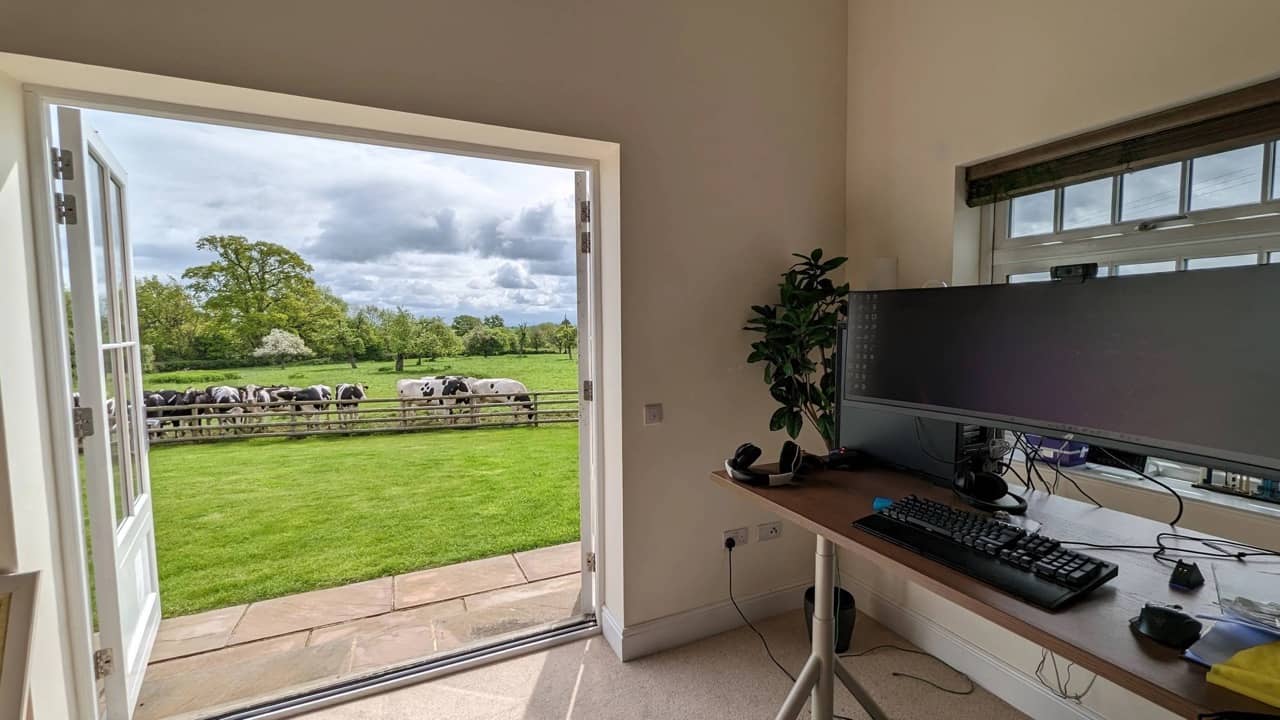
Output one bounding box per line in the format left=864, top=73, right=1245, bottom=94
left=987, top=140, right=1280, bottom=284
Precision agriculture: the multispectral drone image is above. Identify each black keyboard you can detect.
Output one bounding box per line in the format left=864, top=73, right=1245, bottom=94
left=853, top=496, right=1118, bottom=611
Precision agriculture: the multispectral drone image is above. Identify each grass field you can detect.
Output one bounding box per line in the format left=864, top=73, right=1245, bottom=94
left=144, top=353, right=579, bottom=399
left=149, top=424, right=579, bottom=617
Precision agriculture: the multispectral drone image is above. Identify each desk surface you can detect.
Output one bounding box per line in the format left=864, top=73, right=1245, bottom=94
left=710, top=466, right=1279, bottom=718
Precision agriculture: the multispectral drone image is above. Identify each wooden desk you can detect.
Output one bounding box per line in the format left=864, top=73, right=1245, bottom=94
left=710, top=466, right=1280, bottom=719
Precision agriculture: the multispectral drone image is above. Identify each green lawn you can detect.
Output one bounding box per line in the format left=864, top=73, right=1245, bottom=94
left=144, top=353, right=579, bottom=399
left=149, top=425, right=579, bottom=617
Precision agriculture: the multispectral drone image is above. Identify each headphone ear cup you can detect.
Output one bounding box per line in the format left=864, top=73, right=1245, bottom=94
left=733, top=443, right=762, bottom=471
left=779, top=441, right=801, bottom=474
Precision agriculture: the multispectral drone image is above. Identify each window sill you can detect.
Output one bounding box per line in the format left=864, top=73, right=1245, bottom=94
left=1041, top=460, right=1280, bottom=521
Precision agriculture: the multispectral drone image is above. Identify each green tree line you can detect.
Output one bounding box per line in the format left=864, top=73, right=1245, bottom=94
left=138, top=235, right=577, bottom=371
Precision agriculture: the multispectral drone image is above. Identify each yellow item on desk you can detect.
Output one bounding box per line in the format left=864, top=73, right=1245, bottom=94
left=1207, top=639, right=1280, bottom=709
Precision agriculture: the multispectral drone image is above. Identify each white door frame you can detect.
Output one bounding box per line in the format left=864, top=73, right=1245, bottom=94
left=23, top=81, right=616, bottom=720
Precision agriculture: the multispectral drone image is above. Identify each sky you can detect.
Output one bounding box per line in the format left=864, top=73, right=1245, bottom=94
left=80, top=109, right=578, bottom=325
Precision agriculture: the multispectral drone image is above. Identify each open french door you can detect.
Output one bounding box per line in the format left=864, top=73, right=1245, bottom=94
left=55, top=106, right=161, bottom=720
left=574, top=170, right=598, bottom=614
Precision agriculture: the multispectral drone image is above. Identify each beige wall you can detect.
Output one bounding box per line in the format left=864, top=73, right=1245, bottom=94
left=0, top=0, right=847, bottom=644
left=846, top=0, right=1280, bottom=289
left=0, top=70, right=75, bottom=720
left=844, top=2, right=1280, bottom=716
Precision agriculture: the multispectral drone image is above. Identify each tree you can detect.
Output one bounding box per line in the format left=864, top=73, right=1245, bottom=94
left=553, top=324, right=578, bottom=356
left=371, top=307, right=418, bottom=372
left=529, top=322, right=557, bottom=352
left=483, top=314, right=505, bottom=328
left=463, top=326, right=512, bottom=357
left=182, top=235, right=317, bottom=354
left=451, top=314, right=483, bottom=337
left=136, top=276, right=201, bottom=362
left=251, top=329, right=314, bottom=367
left=414, top=317, right=462, bottom=362
left=516, top=323, right=529, bottom=356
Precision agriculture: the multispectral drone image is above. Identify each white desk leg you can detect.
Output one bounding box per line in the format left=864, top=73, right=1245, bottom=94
left=813, top=535, right=836, bottom=719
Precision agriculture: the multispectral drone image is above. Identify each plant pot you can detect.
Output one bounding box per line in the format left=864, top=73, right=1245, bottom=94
left=803, top=585, right=856, bottom=653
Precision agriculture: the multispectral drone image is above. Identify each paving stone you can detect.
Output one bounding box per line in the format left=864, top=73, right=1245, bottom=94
left=151, top=605, right=246, bottom=662
left=307, top=599, right=466, bottom=675
left=394, top=555, right=525, bottom=609
left=230, top=578, right=393, bottom=645
left=513, top=541, right=581, bottom=582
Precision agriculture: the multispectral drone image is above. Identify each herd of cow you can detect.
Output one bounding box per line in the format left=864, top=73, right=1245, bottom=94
left=135, top=375, right=535, bottom=437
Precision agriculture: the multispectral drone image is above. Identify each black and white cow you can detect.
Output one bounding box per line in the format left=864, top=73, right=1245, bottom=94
left=335, top=383, right=366, bottom=427
left=395, top=376, right=470, bottom=424
left=468, top=378, right=535, bottom=421
left=205, top=385, right=245, bottom=430
left=177, top=387, right=213, bottom=434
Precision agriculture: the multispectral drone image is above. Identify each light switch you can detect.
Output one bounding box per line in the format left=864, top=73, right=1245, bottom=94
left=644, top=403, right=663, bottom=425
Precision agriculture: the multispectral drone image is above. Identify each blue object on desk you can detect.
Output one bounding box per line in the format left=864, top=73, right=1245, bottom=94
left=872, top=497, right=893, bottom=512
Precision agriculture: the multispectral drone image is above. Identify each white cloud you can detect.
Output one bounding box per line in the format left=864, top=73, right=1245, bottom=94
left=82, top=109, right=579, bottom=323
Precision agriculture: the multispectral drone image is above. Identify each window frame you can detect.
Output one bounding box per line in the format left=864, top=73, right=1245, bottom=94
left=982, top=141, right=1280, bottom=283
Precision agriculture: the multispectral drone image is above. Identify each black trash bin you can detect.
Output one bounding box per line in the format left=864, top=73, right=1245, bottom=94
left=803, top=586, right=856, bottom=653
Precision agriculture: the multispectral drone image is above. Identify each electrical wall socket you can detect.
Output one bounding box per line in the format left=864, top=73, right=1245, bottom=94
left=723, top=527, right=748, bottom=548
left=758, top=521, right=782, bottom=541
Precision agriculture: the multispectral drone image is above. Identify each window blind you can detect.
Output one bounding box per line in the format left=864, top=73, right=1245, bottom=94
left=965, top=77, right=1280, bottom=207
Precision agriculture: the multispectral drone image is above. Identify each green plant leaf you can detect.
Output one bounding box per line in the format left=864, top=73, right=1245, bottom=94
left=785, top=410, right=802, bottom=439
left=769, top=406, right=789, bottom=432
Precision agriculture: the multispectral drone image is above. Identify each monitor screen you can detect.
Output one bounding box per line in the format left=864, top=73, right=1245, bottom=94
left=843, top=264, right=1280, bottom=476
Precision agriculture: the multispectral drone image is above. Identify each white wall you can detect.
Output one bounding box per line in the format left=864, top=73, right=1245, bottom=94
left=844, top=2, right=1280, bottom=716
left=0, top=4, right=848, bottom=710
left=0, top=70, right=75, bottom=720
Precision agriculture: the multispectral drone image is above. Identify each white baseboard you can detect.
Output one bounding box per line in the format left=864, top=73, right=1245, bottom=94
left=839, top=571, right=1106, bottom=720
left=598, top=582, right=808, bottom=661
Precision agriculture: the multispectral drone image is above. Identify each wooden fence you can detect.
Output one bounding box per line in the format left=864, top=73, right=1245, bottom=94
left=144, top=391, right=579, bottom=445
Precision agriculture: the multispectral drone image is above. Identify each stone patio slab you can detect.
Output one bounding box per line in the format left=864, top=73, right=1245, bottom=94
left=152, top=604, right=247, bottom=662
left=230, top=578, right=393, bottom=645
left=137, top=632, right=332, bottom=720
left=394, top=554, right=526, bottom=609
left=307, top=599, right=466, bottom=675
left=463, top=573, right=581, bottom=614
left=513, top=541, right=581, bottom=582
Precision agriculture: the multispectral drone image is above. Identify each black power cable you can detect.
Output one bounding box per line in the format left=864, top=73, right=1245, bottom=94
left=1018, top=434, right=1102, bottom=508
left=1093, top=446, right=1184, bottom=527
left=840, top=644, right=975, bottom=696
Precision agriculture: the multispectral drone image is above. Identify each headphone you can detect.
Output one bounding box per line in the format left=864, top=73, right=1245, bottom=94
left=725, top=441, right=804, bottom=487
left=953, top=469, right=1028, bottom=514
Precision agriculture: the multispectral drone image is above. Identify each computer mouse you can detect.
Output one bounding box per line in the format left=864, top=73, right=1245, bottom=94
left=1129, top=603, right=1203, bottom=650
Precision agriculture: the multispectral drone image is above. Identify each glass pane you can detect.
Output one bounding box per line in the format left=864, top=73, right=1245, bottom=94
left=1062, top=177, right=1113, bottom=230
left=120, top=346, right=144, bottom=506
left=1189, top=145, right=1264, bottom=211
left=1186, top=254, right=1258, bottom=270
left=1121, top=162, right=1182, bottom=221
left=1009, top=190, right=1054, bottom=237
left=85, top=156, right=114, bottom=342
left=1117, top=260, right=1177, bottom=276
left=107, top=178, right=131, bottom=342
left=1095, top=265, right=1111, bottom=278
left=1271, top=251, right=1279, bottom=263
left=102, top=350, right=125, bottom=526
left=1008, top=271, right=1051, bottom=283
left=1273, top=143, right=1279, bottom=200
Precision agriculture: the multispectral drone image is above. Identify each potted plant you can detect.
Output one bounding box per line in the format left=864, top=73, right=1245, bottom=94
left=744, top=249, right=850, bottom=452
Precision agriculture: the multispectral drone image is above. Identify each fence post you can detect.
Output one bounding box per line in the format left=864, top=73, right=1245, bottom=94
left=531, top=392, right=539, bottom=427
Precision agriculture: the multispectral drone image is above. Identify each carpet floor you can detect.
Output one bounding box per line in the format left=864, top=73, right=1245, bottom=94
left=300, top=609, right=1027, bottom=719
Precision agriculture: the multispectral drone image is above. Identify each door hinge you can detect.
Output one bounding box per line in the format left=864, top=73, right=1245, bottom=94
left=580, top=231, right=591, bottom=254
left=54, top=193, right=78, bottom=225
left=581, top=380, right=593, bottom=402
left=72, top=406, right=94, bottom=440
left=51, top=147, right=74, bottom=180
left=585, top=552, right=596, bottom=572
left=579, top=199, right=591, bottom=223
left=94, top=648, right=113, bottom=679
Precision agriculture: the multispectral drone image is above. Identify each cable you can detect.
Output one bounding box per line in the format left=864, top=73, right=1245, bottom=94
left=1035, top=648, right=1097, bottom=703
left=1020, top=435, right=1102, bottom=508
left=726, top=541, right=794, bottom=682
left=1060, top=532, right=1280, bottom=568
left=913, top=416, right=960, bottom=466
left=840, top=644, right=975, bottom=696
left=1094, top=446, right=1184, bottom=527
left=727, top=544, right=860, bottom=720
